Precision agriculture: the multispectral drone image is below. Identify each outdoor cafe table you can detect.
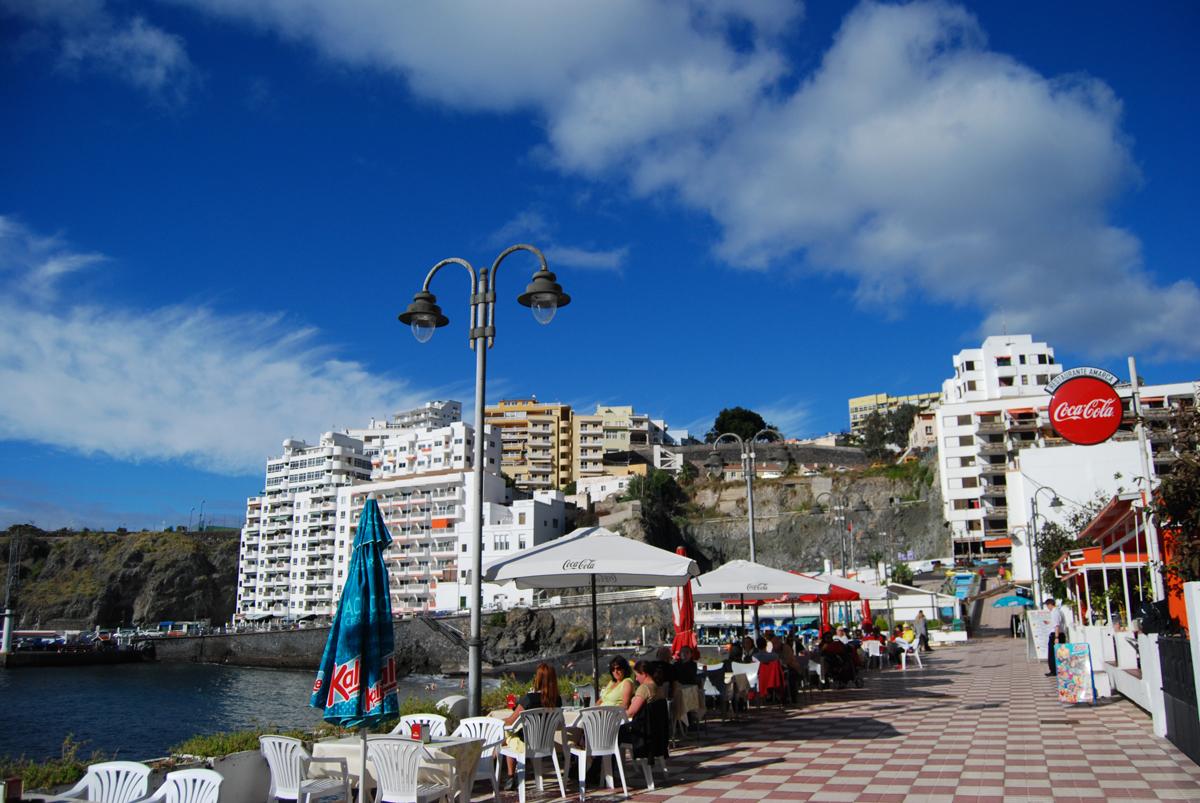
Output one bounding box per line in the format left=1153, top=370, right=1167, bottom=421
left=489, top=707, right=584, bottom=747
left=312, top=734, right=483, bottom=801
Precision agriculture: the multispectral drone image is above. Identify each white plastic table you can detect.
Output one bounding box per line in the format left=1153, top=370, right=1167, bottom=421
left=312, top=734, right=482, bottom=801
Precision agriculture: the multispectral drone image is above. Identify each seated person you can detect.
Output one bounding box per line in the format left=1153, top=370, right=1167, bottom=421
left=619, top=660, right=669, bottom=759
left=653, top=646, right=677, bottom=691
left=833, top=626, right=851, bottom=644
left=502, top=662, right=562, bottom=789
left=672, top=645, right=699, bottom=686
left=751, top=636, right=779, bottom=662
left=600, top=656, right=635, bottom=708
left=740, top=635, right=756, bottom=660
left=724, top=639, right=745, bottom=669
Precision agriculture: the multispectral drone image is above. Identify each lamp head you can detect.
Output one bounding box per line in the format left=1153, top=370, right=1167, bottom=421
left=1049, top=496, right=1064, bottom=508
left=517, top=269, right=570, bottom=325
left=704, top=448, right=724, bottom=475
left=398, top=291, right=449, bottom=343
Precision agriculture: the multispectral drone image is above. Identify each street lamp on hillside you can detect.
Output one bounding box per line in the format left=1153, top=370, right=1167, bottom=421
left=704, top=428, right=784, bottom=636
left=398, top=244, right=570, bottom=717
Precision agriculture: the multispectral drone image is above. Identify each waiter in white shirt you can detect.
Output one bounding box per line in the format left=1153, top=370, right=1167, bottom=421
left=1044, top=599, right=1066, bottom=676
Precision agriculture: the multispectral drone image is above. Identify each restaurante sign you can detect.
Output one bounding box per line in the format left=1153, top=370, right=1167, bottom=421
left=1046, top=367, right=1122, bottom=446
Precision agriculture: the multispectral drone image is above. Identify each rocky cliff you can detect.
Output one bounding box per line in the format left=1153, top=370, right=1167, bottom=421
left=0, top=526, right=238, bottom=629
left=617, top=456, right=949, bottom=573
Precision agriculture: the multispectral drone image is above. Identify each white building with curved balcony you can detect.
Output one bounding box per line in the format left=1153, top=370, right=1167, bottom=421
left=236, top=431, right=372, bottom=621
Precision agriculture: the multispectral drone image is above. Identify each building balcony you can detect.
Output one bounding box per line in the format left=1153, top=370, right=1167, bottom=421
left=977, top=441, right=1008, bottom=455
left=975, top=421, right=1004, bottom=435
left=978, top=461, right=1007, bottom=475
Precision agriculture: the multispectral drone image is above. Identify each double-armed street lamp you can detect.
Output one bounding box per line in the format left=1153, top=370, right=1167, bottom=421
left=812, top=491, right=871, bottom=578
left=704, top=428, right=785, bottom=636
left=1029, top=485, right=1063, bottom=602
left=398, top=244, right=570, bottom=717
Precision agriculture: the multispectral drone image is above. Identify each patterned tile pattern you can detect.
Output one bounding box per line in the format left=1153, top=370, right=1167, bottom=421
left=477, top=637, right=1200, bottom=802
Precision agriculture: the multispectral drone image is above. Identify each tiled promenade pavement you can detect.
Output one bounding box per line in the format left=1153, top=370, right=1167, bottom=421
left=484, top=636, right=1200, bottom=803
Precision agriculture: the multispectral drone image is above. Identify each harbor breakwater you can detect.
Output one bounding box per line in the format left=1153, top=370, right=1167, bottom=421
left=155, top=597, right=674, bottom=673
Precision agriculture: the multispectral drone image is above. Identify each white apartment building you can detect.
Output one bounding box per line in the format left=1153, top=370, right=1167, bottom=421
left=334, top=470, right=510, bottom=618
left=435, top=490, right=567, bottom=611
left=347, top=400, right=463, bottom=458
left=236, top=432, right=372, bottom=620
left=934, top=334, right=1197, bottom=558
left=364, top=421, right=500, bottom=480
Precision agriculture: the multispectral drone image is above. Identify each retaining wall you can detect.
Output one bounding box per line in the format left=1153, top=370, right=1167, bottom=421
left=155, top=597, right=673, bottom=672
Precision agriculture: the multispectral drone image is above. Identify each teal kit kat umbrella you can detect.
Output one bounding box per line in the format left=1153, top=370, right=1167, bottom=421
left=311, top=497, right=399, bottom=803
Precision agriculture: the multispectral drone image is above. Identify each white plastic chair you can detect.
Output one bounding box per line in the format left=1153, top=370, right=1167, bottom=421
left=136, top=770, right=222, bottom=803
left=498, top=708, right=568, bottom=803
left=391, top=714, right=448, bottom=739
left=260, top=735, right=349, bottom=803
left=862, top=640, right=883, bottom=669
left=61, top=761, right=151, bottom=803
left=366, top=737, right=453, bottom=803
left=450, top=717, right=505, bottom=800
left=730, top=662, right=759, bottom=709
left=569, top=706, right=629, bottom=800
left=897, top=638, right=923, bottom=669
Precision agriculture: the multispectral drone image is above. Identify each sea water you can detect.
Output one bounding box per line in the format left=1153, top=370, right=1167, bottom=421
left=0, top=662, right=475, bottom=761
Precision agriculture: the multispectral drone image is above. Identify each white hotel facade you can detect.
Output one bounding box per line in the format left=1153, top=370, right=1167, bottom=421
left=236, top=401, right=569, bottom=622
left=934, top=335, right=1198, bottom=566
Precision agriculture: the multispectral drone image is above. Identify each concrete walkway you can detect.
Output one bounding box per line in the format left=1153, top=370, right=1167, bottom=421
left=488, top=637, right=1200, bottom=802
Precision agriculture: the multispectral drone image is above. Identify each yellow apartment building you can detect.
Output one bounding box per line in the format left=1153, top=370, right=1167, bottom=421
left=483, top=398, right=573, bottom=490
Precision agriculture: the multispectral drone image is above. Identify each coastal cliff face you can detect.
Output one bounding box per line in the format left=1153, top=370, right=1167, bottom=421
left=0, top=526, right=238, bottom=629
left=614, top=456, right=948, bottom=572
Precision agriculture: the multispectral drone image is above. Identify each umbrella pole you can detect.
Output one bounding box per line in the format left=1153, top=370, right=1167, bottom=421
left=740, top=594, right=745, bottom=636
left=591, top=575, right=600, bottom=702
left=359, top=726, right=367, bottom=803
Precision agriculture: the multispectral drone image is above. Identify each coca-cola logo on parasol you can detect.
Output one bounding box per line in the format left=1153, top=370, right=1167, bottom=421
left=562, top=559, right=597, bottom=571
left=1047, top=368, right=1122, bottom=446
left=746, top=582, right=769, bottom=592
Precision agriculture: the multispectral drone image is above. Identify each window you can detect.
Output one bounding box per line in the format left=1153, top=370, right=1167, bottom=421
left=518, top=512, right=526, bottom=525
left=996, top=356, right=1011, bottom=367
left=552, top=518, right=558, bottom=527
left=966, top=381, right=977, bottom=391
left=518, top=540, right=526, bottom=549
left=956, top=435, right=974, bottom=447
left=1021, top=375, right=1029, bottom=385
left=1036, top=374, right=1049, bottom=384
left=963, top=360, right=976, bottom=371
left=1019, top=355, right=1026, bottom=365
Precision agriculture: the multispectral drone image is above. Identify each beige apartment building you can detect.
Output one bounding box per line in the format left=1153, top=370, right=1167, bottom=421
left=572, top=404, right=667, bottom=480
left=484, top=398, right=574, bottom=490
left=847, top=390, right=942, bottom=434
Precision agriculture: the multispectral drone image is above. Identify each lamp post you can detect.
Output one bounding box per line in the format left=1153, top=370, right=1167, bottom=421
left=813, top=491, right=870, bottom=577
left=398, top=244, right=569, bottom=717
left=1029, top=485, right=1063, bottom=602
left=704, top=428, right=784, bottom=636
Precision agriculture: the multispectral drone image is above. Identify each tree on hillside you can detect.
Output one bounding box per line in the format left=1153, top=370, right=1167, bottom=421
left=1154, top=405, right=1200, bottom=593
left=860, top=411, right=890, bottom=459
left=887, top=404, right=918, bottom=448
left=623, top=469, right=689, bottom=550
left=705, top=407, right=776, bottom=443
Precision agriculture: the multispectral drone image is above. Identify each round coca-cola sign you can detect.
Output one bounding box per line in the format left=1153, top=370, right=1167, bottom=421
left=1049, top=377, right=1122, bottom=445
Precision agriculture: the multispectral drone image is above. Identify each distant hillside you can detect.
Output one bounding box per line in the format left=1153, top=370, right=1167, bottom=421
left=0, top=526, right=238, bottom=629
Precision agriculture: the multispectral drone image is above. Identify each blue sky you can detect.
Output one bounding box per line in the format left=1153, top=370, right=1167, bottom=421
left=1, top=1, right=1198, bottom=530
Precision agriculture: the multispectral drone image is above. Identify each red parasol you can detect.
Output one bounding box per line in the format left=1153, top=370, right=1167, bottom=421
left=670, top=546, right=698, bottom=655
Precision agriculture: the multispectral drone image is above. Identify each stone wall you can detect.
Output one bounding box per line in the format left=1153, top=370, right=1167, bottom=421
left=154, top=616, right=465, bottom=674
left=154, top=597, right=674, bottom=673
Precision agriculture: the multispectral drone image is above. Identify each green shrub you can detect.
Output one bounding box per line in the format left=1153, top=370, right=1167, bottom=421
left=171, top=727, right=311, bottom=757
left=0, top=736, right=105, bottom=792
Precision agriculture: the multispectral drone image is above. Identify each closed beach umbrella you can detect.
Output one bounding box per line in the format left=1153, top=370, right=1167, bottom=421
left=311, top=498, right=398, bottom=803
left=484, top=526, right=700, bottom=697
left=670, top=546, right=698, bottom=657
left=691, top=560, right=830, bottom=636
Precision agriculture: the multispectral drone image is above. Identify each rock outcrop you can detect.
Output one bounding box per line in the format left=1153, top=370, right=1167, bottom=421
left=0, top=526, right=238, bottom=629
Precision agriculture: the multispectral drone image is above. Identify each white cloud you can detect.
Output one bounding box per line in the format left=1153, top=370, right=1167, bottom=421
left=1, top=0, right=193, bottom=101
left=486, top=210, right=628, bottom=273
left=171, top=0, right=1199, bottom=358
left=0, top=217, right=427, bottom=475
left=756, top=400, right=810, bottom=440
